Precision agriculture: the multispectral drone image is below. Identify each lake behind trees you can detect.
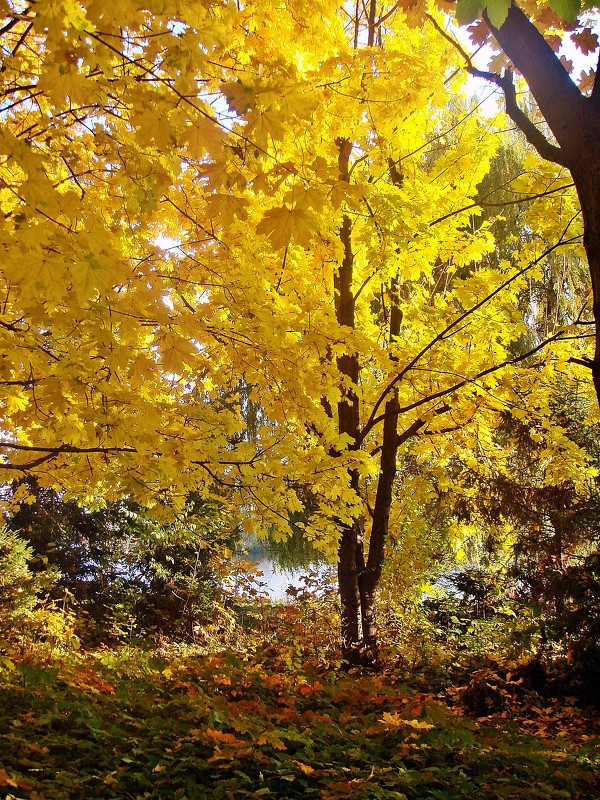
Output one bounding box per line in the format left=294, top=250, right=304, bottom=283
left=240, top=535, right=333, bottom=600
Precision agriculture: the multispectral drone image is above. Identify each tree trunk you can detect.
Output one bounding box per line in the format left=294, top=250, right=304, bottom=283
left=357, top=392, right=399, bottom=665
left=571, top=158, right=600, bottom=401
left=337, top=515, right=366, bottom=662
left=356, top=276, right=403, bottom=666
left=334, top=138, right=370, bottom=665
left=333, top=155, right=402, bottom=664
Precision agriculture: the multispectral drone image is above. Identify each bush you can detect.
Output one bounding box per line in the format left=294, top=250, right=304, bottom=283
left=7, top=485, right=241, bottom=645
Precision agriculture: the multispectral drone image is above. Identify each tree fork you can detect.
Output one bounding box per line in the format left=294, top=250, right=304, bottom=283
left=358, top=275, right=402, bottom=665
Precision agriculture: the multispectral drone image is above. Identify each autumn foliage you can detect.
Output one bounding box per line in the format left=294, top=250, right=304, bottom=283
left=1, top=0, right=600, bottom=673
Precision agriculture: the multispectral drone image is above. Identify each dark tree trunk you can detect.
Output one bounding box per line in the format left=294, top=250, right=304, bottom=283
left=572, top=160, right=600, bottom=400
left=333, top=156, right=403, bottom=664
left=337, top=515, right=365, bottom=661
left=334, top=139, right=370, bottom=665
left=332, top=138, right=435, bottom=667
left=357, top=391, right=399, bottom=664
left=356, top=276, right=403, bottom=665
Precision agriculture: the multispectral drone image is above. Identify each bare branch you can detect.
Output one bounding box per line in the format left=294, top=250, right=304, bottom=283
left=370, top=329, right=566, bottom=430
left=487, top=68, right=569, bottom=167
left=484, top=3, right=584, bottom=159
left=430, top=181, right=575, bottom=228
left=360, top=225, right=582, bottom=441
left=569, top=356, right=594, bottom=369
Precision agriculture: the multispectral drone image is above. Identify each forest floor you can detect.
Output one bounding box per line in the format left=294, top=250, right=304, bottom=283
left=0, top=644, right=599, bottom=800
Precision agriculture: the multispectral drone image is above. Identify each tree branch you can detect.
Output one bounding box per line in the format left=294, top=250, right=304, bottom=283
left=426, top=12, right=568, bottom=167
left=429, top=181, right=575, bottom=227
left=359, top=225, right=582, bottom=442
left=370, top=329, right=565, bottom=429
left=483, top=67, right=569, bottom=167
left=484, top=3, right=585, bottom=162
left=568, top=355, right=594, bottom=369
left=0, top=442, right=137, bottom=472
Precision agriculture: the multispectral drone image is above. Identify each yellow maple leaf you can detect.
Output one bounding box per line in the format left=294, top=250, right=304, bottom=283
left=378, top=711, right=434, bottom=730
left=4, top=388, right=30, bottom=413
left=256, top=205, right=318, bottom=250
left=71, top=252, right=110, bottom=302
left=132, top=107, right=177, bottom=150
left=182, top=116, right=224, bottom=161
left=157, top=332, right=199, bottom=374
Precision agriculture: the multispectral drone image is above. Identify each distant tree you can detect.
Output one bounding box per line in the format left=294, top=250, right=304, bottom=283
left=0, top=523, right=62, bottom=652
left=0, top=526, right=46, bottom=631
left=452, top=381, right=600, bottom=689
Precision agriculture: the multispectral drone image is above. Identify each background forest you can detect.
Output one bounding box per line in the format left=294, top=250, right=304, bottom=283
left=1, top=0, right=600, bottom=796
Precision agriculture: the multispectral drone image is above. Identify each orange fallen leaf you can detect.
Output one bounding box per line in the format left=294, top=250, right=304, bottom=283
left=292, top=760, right=315, bottom=775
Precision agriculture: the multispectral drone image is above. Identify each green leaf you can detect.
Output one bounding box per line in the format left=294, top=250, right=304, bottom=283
left=456, top=0, right=485, bottom=25
left=549, top=0, right=581, bottom=24
left=484, top=0, right=511, bottom=28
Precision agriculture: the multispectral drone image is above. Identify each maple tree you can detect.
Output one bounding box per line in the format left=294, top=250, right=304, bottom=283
left=0, top=0, right=595, bottom=664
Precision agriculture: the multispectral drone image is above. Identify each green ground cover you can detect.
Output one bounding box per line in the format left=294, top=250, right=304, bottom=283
left=0, top=648, right=598, bottom=800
